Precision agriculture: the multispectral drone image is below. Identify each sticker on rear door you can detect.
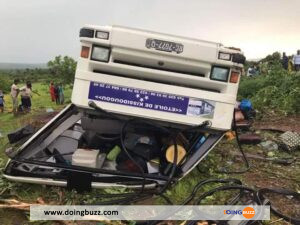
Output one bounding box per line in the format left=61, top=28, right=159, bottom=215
left=88, top=82, right=215, bottom=118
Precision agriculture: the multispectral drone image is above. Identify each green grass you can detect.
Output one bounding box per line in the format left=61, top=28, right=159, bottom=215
left=0, top=82, right=71, bottom=164
left=0, top=83, right=73, bottom=224
left=0, top=83, right=72, bottom=198
left=0, top=83, right=134, bottom=224
left=238, top=68, right=300, bottom=116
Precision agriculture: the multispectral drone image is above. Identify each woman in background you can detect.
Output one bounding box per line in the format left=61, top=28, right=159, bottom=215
left=49, top=82, right=55, bottom=102
left=10, top=79, right=19, bottom=114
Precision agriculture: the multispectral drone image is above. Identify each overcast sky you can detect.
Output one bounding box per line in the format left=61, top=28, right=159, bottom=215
left=0, top=0, right=299, bottom=63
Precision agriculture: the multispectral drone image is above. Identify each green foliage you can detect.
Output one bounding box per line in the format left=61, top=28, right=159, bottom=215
left=47, top=55, right=77, bottom=84
left=260, top=51, right=281, bottom=64
left=0, top=74, right=11, bottom=93
left=238, top=64, right=300, bottom=115
left=0, top=56, right=77, bottom=87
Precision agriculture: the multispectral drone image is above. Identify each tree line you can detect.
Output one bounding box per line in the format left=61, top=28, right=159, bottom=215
left=0, top=56, right=76, bottom=93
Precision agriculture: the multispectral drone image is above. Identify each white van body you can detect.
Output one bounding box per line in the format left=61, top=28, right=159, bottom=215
left=4, top=25, right=245, bottom=189
left=72, top=25, right=245, bottom=130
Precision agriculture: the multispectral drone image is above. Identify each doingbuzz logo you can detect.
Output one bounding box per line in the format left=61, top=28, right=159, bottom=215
left=224, top=207, right=255, bottom=219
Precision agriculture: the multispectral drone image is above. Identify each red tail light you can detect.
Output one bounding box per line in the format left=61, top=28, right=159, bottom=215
left=230, top=71, right=240, bottom=83
left=80, top=46, right=90, bottom=58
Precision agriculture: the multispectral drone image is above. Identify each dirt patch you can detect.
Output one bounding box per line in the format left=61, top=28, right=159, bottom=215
left=0, top=209, right=27, bottom=225
left=214, top=126, right=300, bottom=224
left=236, top=137, right=300, bottom=223
left=30, top=111, right=59, bottom=128
left=253, top=115, right=300, bottom=133
left=243, top=166, right=297, bottom=189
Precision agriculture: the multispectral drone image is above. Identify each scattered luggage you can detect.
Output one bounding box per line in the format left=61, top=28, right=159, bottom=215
left=7, top=124, right=35, bottom=144
left=278, top=131, right=300, bottom=152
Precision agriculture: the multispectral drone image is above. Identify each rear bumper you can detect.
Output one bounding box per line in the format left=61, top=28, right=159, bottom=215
left=73, top=69, right=236, bottom=130
left=3, top=174, right=158, bottom=189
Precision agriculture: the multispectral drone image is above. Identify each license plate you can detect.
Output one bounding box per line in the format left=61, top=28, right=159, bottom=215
left=146, top=38, right=184, bottom=54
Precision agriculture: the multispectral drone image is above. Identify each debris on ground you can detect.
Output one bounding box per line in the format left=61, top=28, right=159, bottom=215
left=46, top=108, right=54, bottom=113
left=234, top=110, right=245, bottom=121
left=253, top=115, right=300, bottom=133
left=238, top=133, right=261, bottom=145
left=278, top=131, right=300, bottom=152
left=267, top=151, right=275, bottom=157
left=259, top=140, right=278, bottom=151
left=32, top=111, right=59, bottom=127
left=232, top=152, right=295, bottom=165
left=225, top=131, right=235, bottom=141
left=0, top=198, right=45, bottom=211
left=7, top=124, right=35, bottom=144
left=4, top=147, right=18, bottom=158
left=234, top=99, right=255, bottom=130
left=234, top=109, right=252, bottom=130
left=239, top=99, right=256, bottom=120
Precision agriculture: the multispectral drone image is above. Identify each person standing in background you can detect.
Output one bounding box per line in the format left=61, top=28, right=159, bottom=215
left=10, top=79, right=20, bottom=114
left=58, top=83, right=64, bottom=104
left=54, top=84, right=59, bottom=104
left=0, top=90, right=4, bottom=113
left=49, top=82, right=55, bottom=102
left=20, top=81, right=32, bottom=112
left=282, top=52, right=289, bottom=70
left=293, top=50, right=300, bottom=71
left=288, top=56, right=294, bottom=72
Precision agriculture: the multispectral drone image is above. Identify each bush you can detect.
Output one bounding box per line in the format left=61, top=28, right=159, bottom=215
left=47, top=56, right=77, bottom=84
left=238, top=66, right=300, bottom=115
left=0, top=74, right=11, bottom=93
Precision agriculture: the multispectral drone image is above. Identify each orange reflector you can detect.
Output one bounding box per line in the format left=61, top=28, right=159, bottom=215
left=80, top=46, right=90, bottom=58
left=230, top=71, right=240, bottom=83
